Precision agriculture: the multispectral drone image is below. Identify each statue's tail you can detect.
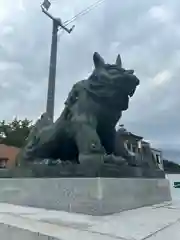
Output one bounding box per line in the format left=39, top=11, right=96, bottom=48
left=15, top=112, right=53, bottom=166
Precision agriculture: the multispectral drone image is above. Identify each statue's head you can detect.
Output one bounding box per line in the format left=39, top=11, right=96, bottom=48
left=91, top=52, right=140, bottom=110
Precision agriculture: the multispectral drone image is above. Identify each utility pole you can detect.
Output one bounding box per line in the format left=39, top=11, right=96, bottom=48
left=41, top=0, right=75, bottom=121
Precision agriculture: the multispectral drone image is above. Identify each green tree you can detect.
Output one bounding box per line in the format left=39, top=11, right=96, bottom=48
left=0, top=118, right=33, bottom=148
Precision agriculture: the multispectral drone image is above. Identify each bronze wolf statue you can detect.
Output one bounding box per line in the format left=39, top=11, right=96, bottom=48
left=16, top=52, right=140, bottom=170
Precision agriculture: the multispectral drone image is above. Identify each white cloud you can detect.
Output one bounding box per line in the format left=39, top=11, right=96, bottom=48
left=149, top=5, right=173, bottom=23
left=0, top=2, right=11, bottom=23
left=18, top=0, right=26, bottom=12
left=1, top=25, right=14, bottom=35
left=0, top=1, right=22, bottom=23
left=152, top=70, right=172, bottom=86
left=0, top=62, right=22, bottom=71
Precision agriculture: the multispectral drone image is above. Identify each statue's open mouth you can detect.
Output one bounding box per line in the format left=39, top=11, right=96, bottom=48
left=124, top=70, right=140, bottom=98
left=128, top=88, right=136, bottom=97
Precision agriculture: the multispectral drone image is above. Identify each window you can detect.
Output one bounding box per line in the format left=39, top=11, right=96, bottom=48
left=0, top=158, right=8, bottom=168
left=132, top=145, right=136, bottom=153
left=156, top=154, right=161, bottom=164
left=127, top=142, right=131, bottom=151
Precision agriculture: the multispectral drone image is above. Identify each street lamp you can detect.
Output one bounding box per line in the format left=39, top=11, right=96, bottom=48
left=41, top=0, right=75, bottom=121
left=41, top=0, right=51, bottom=11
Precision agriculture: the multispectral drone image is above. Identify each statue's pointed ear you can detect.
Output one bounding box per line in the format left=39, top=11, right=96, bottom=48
left=93, top=52, right=105, bottom=69
left=116, top=54, right=122, bottom=68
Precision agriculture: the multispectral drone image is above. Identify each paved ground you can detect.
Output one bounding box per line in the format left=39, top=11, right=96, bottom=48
left=0, top=174, right=179, bottom=239
left=0, top=201, right=180, bottom=239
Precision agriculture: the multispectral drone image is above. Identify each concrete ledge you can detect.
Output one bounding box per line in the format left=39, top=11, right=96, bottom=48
left=0, top=178, right=171, bottom=216
left=0, top=165, right=166, bottom=178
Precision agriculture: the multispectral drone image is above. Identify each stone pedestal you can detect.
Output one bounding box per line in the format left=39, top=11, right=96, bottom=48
left=0, top=164, right=165, bottom=178
left=0, top=178, right=171, bottom=215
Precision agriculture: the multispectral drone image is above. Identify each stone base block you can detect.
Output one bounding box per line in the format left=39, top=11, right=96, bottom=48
left=0, top=178, right=171, bottom=216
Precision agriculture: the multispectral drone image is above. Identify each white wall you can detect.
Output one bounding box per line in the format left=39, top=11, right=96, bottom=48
left=166, top=174, right=180, bottom=201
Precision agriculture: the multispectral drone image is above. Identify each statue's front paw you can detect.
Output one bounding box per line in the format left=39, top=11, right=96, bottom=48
left=104, top=154, right=127, bottom=166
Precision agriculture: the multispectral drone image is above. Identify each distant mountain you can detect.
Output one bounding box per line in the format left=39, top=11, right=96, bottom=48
left=162, top=149, right=180, bottom=164
left=163, top=159, right=180, bottom=173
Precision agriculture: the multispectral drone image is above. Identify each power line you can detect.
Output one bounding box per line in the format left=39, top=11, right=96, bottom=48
left=63, top=0, right=105, bottom=26
left=58, top=0, right=105, bottom=41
